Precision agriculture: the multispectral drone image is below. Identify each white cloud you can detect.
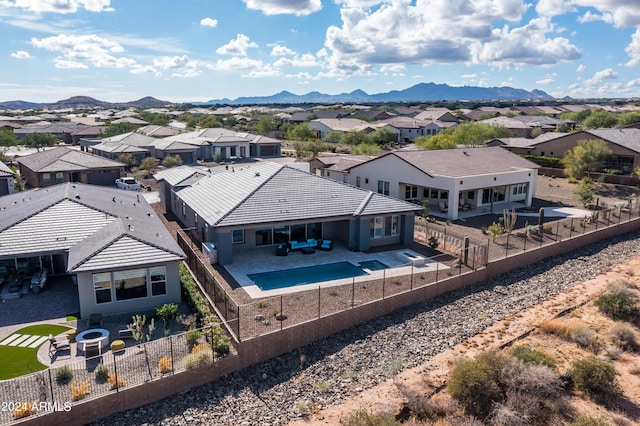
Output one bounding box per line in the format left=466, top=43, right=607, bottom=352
left=242, top=67, right=282, bottom=78
left=10, top=50, right=30, bottom=58
left=536, top=77, right=555, bottom=85
left=380, top=64, right=405, bottom=73
left=535, top=0, right=574, bottom=17
left=271, top=44, right=296, bottom=56
left=153, top=55, right=202, bottom=77
left=6, top=0, right=113, bottom=13
left=31, top=33, right=138, bottom=68
left=200, top=17, right=218, bottom=27
left=462, top=73, right=477, bottom=78
left=213, top=56, right=264, bottom=71
left=216, top=34, right=258, bottom=56
left=242, top=0, right=321, bottom=16
left=54, top=59, right=88, bottom=69
left=130, top=64, right=159, bottom=75
left=272, top=53, right=318, bottom=68
left=577, top=11, right=613, bottom=24
left=583, top=68, right=618, bottom=87
left=577, top=64, right=586, bottom=72
left=323, top=0, right=578, bottom=78
left=625, top=28, right=640, bottom=67
left=284, top=71, right=313, bottom=79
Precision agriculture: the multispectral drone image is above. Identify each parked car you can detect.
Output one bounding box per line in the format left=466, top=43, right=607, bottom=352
left=115, top=177, right=141, bottom=191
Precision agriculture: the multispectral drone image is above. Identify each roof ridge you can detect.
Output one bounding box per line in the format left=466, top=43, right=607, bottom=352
left=214, top=163, right=285, bottom=225
left=354, top=191, right=374, bottom=216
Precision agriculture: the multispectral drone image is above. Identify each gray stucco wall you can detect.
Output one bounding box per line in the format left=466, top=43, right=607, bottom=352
left=216, top=231, right=233, bottom=265
left=76, top=261, right=181, bottom=318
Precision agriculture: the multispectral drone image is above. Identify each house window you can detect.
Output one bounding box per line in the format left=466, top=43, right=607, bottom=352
left=232, top=229, right=244, bottom=244
left=365, top=178, right=369, bottom=184
left=440, top=191, right=448, bottom=199
left=327, top=171, right=331, bottom=177
left=255, top=228, right=273, bottom=246
left=43, top=173, right=51, bottom=186
left=404, top=185, right=418, bottom=199
left=181, top=203, right=186, bottom=218
left=467, top=191, right=475, bottom=200
left=114, top=268, right=148, bottom=301
left=93, top=272, right=112, bottom=304
left=493, top=186, right=506, bottom=202
left=55, top=172, right=64, bottom=184
left=370, top=215, right=400, bottom=239
left=512, top=183, right=528, bottom=195
left=377, top=180, right=390, bottom=196
left=423, top=188, right=429, bottom=198
left=273, top=225, right=290, bottom=244
left=306, top=222, right=322, bottom=240
left=150, top=266, right=167, bottom=296
left=343, top=175, right=347, bottom=183
left=356, top=176, right=361, bottom=187
left=194, top=213, right=199, bottom=228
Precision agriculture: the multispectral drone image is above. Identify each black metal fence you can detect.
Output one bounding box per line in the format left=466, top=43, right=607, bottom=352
left=0, top=326, right=231, bottom=424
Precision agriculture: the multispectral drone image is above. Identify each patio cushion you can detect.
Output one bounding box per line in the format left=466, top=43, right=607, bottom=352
left=319, top=240, right=333, bottom=251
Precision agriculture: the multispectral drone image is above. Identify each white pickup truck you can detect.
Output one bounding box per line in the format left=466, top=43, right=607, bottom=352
left=115, top=177, right=142, bottom=191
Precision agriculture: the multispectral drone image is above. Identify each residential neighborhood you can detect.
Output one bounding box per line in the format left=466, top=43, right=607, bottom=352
left=1, top=99, right=640, bottom=425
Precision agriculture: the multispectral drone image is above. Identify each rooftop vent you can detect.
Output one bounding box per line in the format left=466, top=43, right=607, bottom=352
left=255, top=172, right=260, bottom=177
left=75, top=194, right=81, bottom=199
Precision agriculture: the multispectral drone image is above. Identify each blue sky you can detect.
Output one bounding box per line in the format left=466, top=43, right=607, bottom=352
left=1, top=0, right=640, bottom=103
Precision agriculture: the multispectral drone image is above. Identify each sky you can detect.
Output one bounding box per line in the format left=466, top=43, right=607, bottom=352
left=1, top=0, right=640, bottom=103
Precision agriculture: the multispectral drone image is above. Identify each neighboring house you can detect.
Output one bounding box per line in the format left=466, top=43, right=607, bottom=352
left=413, top=108, right=459, bottom=123
left=287, top=110, right=348, bottom=123
left=16, top=147, right=126, bottom=188
left=111, top=117, right=149, bottom=126
left=487, top=132, right=569, bottom=154
left=350, top=110, right=395, bottom=121
left=307, top=118, right=370, bottom=139
left=478, top=116, right=532, bottom=138
left=493, top=128, right=640, bottom=174
left=309, top=154, right=372, bottom=181
left=0, top=183, right=185, bottom=317
left=137, top=125, right=184, bottom=137
left=0, top=161, right=15, bottom=196
left=155, top=162, right=421, bottom=264
left=14, top=123, right=87, bottom=144
left=376, top=117, right=434, bottom=142
left=338, top=147, right=538, bottom=220
left=88, top=132, right=157, bottom=165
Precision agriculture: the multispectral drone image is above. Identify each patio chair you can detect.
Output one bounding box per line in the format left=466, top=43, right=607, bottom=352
left=88, top=313, right=102, bottom=328
left=438, top=201, right=448, bottom=212
left=84, top=341, right=102, bottom=358
left=318, top=239, right=333, bottom=251
left=48, top=334, right=71, bottom=356
left=275, top=243, right=290, bottom=256
left=118, top=327, right=133, bottom=339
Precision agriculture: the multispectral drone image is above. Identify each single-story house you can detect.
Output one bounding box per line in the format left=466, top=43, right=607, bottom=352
left=490, top=128, right=640, bottom=174
left=309, top=154, right=373, bottom=181
left=155, top=162, right=421, bottom=264
left=0, top=183, right=185, bottom=317
left=335, top=147, right=539, bottom=220
left=0, top=161, right=15, bottom=196
left=16, top=147, right=126, bottom=188
left=14, top=123, right=87, bottom=144
left=307, top=118, right=370, bottom=139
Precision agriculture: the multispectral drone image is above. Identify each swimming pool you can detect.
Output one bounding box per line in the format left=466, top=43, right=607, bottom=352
left=248, top=260, right=388, bottom=291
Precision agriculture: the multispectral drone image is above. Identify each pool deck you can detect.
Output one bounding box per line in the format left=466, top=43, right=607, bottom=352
left=226, top=244, right=449, bottom=298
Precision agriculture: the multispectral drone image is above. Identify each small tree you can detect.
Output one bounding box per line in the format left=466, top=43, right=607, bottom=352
left=162, top=155, right=183, bottom=168
left=488, top=221, right=504, bottom=242
left=571, top=356, right=619, bottom=400
left=128, top=314, right=155, bottom=346
left=116, top=153, right=135, bottom=167
left=563, top=139, right=612, bottom=179
left=139, top=157, right=158, bottom=176
left=23, top=133, right=58, bottom=151
left=155, top=303, right=179, bottom=333
left=574, top=179, right=595, bottom=207
left=421, top=199, right=430, bottom=218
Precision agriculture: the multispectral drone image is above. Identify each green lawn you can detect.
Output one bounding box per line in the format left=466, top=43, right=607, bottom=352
left=0, top=324, right=71, bottom=380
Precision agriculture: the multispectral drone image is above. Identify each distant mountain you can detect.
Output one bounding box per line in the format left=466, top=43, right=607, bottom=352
left=0, top=96, right=172, bottom=110
left=205, top=83, right=552, bottom=104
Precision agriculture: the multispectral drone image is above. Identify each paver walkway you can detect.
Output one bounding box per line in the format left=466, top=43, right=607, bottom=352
left=0, top=333, right=49, bottom=348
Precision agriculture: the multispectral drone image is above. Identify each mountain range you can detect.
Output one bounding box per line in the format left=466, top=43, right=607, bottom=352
left=0, top=83, right=552, bottom=110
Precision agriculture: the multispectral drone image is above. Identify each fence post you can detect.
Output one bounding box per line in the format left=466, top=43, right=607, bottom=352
left=280, top=296, right=283, bottom=331
left=351, top=278, right=355, bottom=308
left=435, top=258, right=439, bottom=282
left=382, top=273, right=386, bottom=299
left=505, top=233, right=509, bottom=259
left=236, top=305, right=240, bottom=340
left=169, top=335, right=175, bottom=375
left=556, top=221, right=560, bottom=241
left=444, top=228, right=447, bottom=251
left=113, top=352, right=119, bottom=393
left=48, top=368, right=54, bottom=403
left=410, top=263, right=414, bottom=289
left=459, top=248, right=462, bottom=275
left=318, top=286, right=321, bottom=318
left=473, top=246, right=476, bottom=270
left=523, top=232, right=527, bottom=252
left=570, top=218, right=574, bottom=238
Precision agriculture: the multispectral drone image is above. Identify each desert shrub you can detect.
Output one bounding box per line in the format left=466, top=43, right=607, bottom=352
left=595, top=292, right=639, bottom=321
left=70, top=379, right=90, bottom=401
left=539, top=318, right=586, bottom=339
left=571, top=356, right=619, bottom=400
left=609, top=322, right=638, bottom=351
left=342, top=408, right=399, bottom=426
left=55, top=365, right=73, bottom=384
left=12, top=403, right=34, bottom=419
left=571, top=326, right=597, bottom=349
left=94, top=363, right=109, bottom=382
left=504, top=363, right=561, bottom=400
left=510, top=345, right=556, bottom=368
left=207, top=325, right=230, bottom=355
left=489, top=391, right=544, bottom=426
left=107, top=373, right=126, bottom=390
left=186, top=329, right=201, bottom=346
left=179, top=263, right=216, bottom=321
left=183, top=343, right=213, bottom=369
left=447, top=353, right=506, bottom=419
left=570, top=415, right=612, bottom=426
left=158, top=356, right=173, bottom=373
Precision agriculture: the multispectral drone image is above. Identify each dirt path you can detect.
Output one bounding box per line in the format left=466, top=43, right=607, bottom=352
left=289, top=256, right=640, bottom=425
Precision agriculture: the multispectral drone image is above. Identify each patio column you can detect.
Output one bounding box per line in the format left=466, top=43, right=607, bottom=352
left=448, top=191, right=458, bottom=220
left=225, top=147, right=231, bottom=159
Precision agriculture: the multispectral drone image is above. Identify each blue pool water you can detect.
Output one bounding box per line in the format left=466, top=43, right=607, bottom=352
left=359, top=260, right=388, bottom=271
left=249, top=261, right=388, bottom=291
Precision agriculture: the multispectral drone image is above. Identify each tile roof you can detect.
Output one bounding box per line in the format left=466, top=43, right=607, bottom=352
left=101, top=132, right=156, bottom=147
left=584, top=128, right=640, bottom=153
left=16, top=147, right=125, bottom=172
left=360, top=147, right=539, bottom=178
left=174, top=162, right=421, bottom=228
left=0, top=161, right=14, bottom=177
left=0, top=183, right=184, bottom=271
left=154, top=165, right=212, bottom=187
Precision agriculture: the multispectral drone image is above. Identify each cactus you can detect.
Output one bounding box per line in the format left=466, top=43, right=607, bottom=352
left=502, top=208, right=517, bottom=234
left=538, top=207, right=545, bottom=232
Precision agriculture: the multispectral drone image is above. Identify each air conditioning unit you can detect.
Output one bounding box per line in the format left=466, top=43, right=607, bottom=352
left=201, top=242, right=217, bottom=265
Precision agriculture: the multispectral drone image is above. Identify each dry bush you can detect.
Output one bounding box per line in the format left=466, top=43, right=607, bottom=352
left=609, top=322, right=638, bottom=351
left=571, top=326, right=599, bottom=351
left=70, top=379, right=90, bottom=401
left=158, top=356, right=173, bottom=373
left=539, top=318, right=588, bottom=339
left=505, top=363, right=562, bottom=400
left=490, top=391, right=546, bottom=426
left=341, top=408, right=398, bottom=426
left=607, top=281, right=639, bottom=297
left=571, top=356, right=619, bottom=401
left=107, top=373, right=126, bottom=390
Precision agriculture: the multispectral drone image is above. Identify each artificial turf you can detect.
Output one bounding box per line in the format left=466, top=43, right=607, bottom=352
left=0, top=324, right=71, bottom=380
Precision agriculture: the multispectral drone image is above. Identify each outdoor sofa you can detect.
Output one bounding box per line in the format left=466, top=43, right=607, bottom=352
left=289, top=239, right=318, bottom=250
